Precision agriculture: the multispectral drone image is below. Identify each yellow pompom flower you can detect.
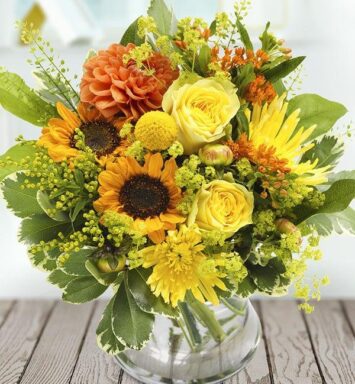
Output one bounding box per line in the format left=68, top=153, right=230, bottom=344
left=135, top=111, right=178, bottom=151
left=141, top=226, right=227, bottom=307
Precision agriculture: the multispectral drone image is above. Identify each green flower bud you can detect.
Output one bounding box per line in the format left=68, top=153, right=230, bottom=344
left=275, top=218, right=302, bottom=243
left=199, top=144, right=233, bottom=166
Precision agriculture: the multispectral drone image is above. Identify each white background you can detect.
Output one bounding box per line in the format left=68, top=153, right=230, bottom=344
left=0, top=0, right=354, bottom=298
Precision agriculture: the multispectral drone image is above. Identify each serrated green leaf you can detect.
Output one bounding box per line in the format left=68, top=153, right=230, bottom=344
left=236, top=276, right=257, bottom=298
left=0, top=142, right=37, bottom=182
left=249, top=264, right=279, bottom=293
left=61, top=249, right=96, bottom=276
left=85, top=260, right=120, bottom=286
left=2, top=174, right=43, bottom=218
left=263, top=56, right=305, bottom=84
left=148, top=0, right=177, bottom=35
left=37, top=190, right=69, bottom=221
left=97, top=297, right=126, bottom=355
left=29, top=250, right=57, bottom=271
left=304, top=207, right=355, bottom=236
left=48, top=269, right=74, bottom=289
left=128, top=268, right=177, bottom=318
left=19, top=214, right=72, bottom=244
left=286, top=94, right=347, bottom=141
left=112, top=274, right=154, bottom=349
left=120, top=17, right=145, bottom=46
left=300, top=136, right=344, bottom=170
left=63, top=275, right=107, bottom=303
left=235, top=18, right=253, bottom=51
left=0, top=71, right=58, bottom=125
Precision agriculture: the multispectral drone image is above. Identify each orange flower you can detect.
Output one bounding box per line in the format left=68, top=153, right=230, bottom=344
left=94, top=153, right=185, bottom=243
left=80, top=44, right=179, bottom=122
left=244, top=74, right=276, bottom=105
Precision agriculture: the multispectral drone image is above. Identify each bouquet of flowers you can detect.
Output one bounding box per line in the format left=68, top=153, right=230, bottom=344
left=0, top=0, right=354, bottom=376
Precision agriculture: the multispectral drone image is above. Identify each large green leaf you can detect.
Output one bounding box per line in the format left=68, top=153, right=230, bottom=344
left=120, top=18, right=145, bottom=46
left=326, top=170, right=355, bottom=185
left=96, top=297, right=126, bottom=355
left=85, top=260, right=121, bottom=286
left=19, top=214, right=72, bottom=244
left=263, top=56, right=305, bottom=84
left=236, top=276, right=257, bottom=298
left=2, top=174, right=43, bottom=218
left=286, top=94, right=347, bottom=141
left=112, top=274, right=154, bottom=349
left=128, top=268, right=177, bottom=318
left=62, top=275, right=107, bottom=303
left=304, top=207, right=355, bottom=236
left=37, top=191, right=69, bottom=222
left=148, top=0, right=177, bottom=35
left=29, top=250, right=57, bottom=272
left=48, top=269, right=74, bottom=289
left=60, top=249, right=96, bottom=276
left=235, top=18, right=253, bottom=51
left=300, top=136, right=344, bottom=170
left=0, top=71, right=57, bottom=126
left=0, top=142, right=37, bottom=182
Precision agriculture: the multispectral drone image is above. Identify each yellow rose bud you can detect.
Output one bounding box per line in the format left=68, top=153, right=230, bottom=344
left=199, top=144, right=234, bottom=166
left=162, top=76, right=240, bottom=154
left=188, top=180, right=254, bottom=237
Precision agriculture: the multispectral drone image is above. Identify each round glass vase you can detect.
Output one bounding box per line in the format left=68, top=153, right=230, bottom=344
left=115, top=296, right=261, bottom=384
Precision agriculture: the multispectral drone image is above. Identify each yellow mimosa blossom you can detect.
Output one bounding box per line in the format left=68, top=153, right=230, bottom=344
left=141, top=226, right=227, bottom=307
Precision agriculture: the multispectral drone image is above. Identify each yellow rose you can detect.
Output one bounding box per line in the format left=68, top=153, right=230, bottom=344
left=188, top=180, right=254, bottom=237
left=162, top=77, right=240, bottom=154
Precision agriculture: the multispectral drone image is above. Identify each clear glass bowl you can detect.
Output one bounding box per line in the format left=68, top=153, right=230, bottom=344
left=115, top=297, right=261, bottom=384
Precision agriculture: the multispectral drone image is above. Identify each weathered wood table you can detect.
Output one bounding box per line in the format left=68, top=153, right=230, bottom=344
left=0, top=300, right=354, bottom=384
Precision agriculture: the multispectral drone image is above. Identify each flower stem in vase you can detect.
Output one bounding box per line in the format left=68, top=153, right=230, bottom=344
left=177, top=301, right=202, bottom=351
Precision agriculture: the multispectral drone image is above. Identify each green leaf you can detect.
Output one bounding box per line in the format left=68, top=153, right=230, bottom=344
left=0, top=71, right=57, bottom=126
left=96, top=297, right=126, bottom=355
left=273, top=79, right=287, bottom=96
left=120, top=17, right=145, bottom=46
left=37, top=190, right=69, bottom=221
left=326, top=170, right=355, bottom=185
left=263, top=56, right=305, bottom=84
left=48, top=269, right=74, bottom=289
left=128, top=268, right=177, bottom=318
left=286, top=94, right=347, bottom=141
left=69, top=198, right=89, bottom=222
left=2, top=175, right=43, bottom=218
left=19, top=214, right=72, bottom=244
left=85, top=260, right=120, bottom=286
left=297, top=179, right=355, bottom=223
left=236, top=276, right=257, bottom=298
left=61, top=249, right=96, bottom=276
left=196, top=45, right=211, bottom=76
left=235, top=63, right=256, bottom=93
left=112, top=274, right=154, bottom=349
left=29, top=250, right=57, bottom=271
left=62, top=275, right=107, bottom=303
left=304, top=207, right=355, bottom=236
left=249, top=264, right=279, bottom=293
left=300, top=136, right=344, bottom=170
left=148, top=0, right=177, bottom=35
left=235, top=18, right=253, bottom=51
left=209, top=20, right=217, bottom=36
left=0, top=142, right=37, bottom=182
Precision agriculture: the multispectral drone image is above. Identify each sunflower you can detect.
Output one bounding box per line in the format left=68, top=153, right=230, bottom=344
left=228, top=94, right=329, bottom=185
left=38, top=102, right=127, bottom=164
left=93, top=153, right=185, bottom=243
left=141, top=225, right=227, bottom=307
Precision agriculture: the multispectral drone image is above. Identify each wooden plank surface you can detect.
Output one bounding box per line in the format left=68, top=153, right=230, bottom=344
left=343, top=300, right=355, bottom=334
left=0, top=300, right=54, bottom=384
left=260, top=300, right=323, bottom=384
left=70, top=301, right=121, bottom=384
left=0, top=300, right=13, bottom=328
left=19, top=301, right=94, bottom=384
left=304, top=300, right=355, bottom=384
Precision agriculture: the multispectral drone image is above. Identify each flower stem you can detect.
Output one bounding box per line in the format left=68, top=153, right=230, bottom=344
left=187, top=296, right=226, bottom=343
left=177, top=302, right=202, bottom=351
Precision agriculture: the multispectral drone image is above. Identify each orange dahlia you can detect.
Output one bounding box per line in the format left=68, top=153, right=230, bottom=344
left=38, top=102, right=127, bottom=164
left=80, top=43, right=179, bottom=122
left=94, top=153, right=185, bottom=243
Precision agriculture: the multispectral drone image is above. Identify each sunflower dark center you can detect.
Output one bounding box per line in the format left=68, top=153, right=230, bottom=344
left=73, top=121, right=120, bottom=157
left=119, top=174, right=170, bottom=219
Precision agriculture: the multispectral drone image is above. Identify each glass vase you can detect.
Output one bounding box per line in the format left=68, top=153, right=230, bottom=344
left=115, top=296, right=261, bottom=384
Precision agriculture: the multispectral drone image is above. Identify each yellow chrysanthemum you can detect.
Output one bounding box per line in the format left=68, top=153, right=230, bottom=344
left=38, top=102, right=127, bottom=165
left=141, top=225, right=227, bottom=307
left=245, top=94, right=330, bottom=185
left=135, top=111, right=178, bottom=151
left=94, top=153, right=185, bottom=243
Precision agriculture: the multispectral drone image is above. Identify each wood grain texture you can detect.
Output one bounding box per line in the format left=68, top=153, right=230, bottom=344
left=0, top=300, right=14, bottom=328
left=343, top=300, right=355, bottom=335
left=70, top=301, right=121, bottom=384
left=19, top=301, right=94, bottom=384
left=260, top=300, right=322, bottom=384
left=304, top=300, right=355, bottom=384
left=0, top=300, right=54, bottom=384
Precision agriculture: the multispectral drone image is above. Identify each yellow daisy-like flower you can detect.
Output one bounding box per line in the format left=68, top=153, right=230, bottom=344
left=93, top=153, right=185, bottom=243
left=38, top=102, right=127, bottom=164
left=141, top=225, right=227, bottom=307
left=135, top=111, right=178, bottom=151
left=246, top=94, right=330, bottom=185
